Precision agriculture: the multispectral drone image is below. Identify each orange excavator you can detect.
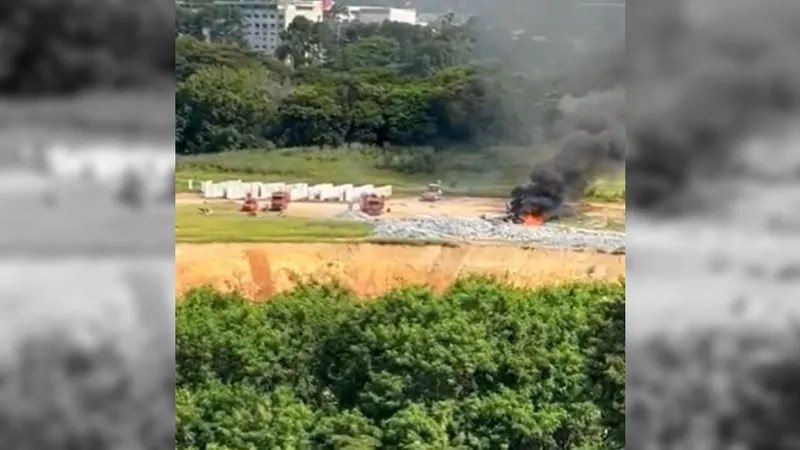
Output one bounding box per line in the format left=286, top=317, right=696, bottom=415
left=240, top=193, right=260, bottom=213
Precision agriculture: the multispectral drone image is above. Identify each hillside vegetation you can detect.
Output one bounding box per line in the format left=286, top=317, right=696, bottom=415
left=175, top=15, right=625, bottom=203
left=176, top=278, right=625, bottom=449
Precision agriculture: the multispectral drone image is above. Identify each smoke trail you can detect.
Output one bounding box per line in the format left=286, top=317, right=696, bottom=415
left=627, top=0, right=800, bottom=217
left=509, top=87, right=625, bottom=218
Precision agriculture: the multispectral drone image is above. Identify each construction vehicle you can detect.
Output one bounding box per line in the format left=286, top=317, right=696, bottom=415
left=360, top=193, right=385, bottom=216
left=267, top=191, right=290, bottom=212
left=240, top=193, right=260, bottom=213
left=419, top=181, right=442, bottom=202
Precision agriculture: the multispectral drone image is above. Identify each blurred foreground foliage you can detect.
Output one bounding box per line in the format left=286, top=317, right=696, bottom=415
left=628, top=320, right=800, bottom=449
left=176, top=277, right=625, bottom=449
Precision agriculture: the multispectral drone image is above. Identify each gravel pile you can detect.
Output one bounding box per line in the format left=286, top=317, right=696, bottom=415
left=335, top=210, right=375, bottom=220
left=369, top=217, right=625, bottom=252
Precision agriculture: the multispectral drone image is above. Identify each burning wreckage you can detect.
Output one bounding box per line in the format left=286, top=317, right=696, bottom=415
left=495, top=164, right=582, bottom=226
left=486, top=88, right=626, bottom=227
left=500, top=88, right=626, bottom=225
left=484, top=128, right=625, bottom=227
left=506, top=168, right=568, bottom=225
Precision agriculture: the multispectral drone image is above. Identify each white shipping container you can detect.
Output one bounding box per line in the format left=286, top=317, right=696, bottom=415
left=375, top=185, right=393, bottom=198
left=319, top=184, right=340, bottom=201
left=353, top=184, right=375, bottom=197
left=287, top=183, right=309, bottom=200
left=337, top=184, right=353, bottom=202
left=310, top=183, right=334, bottom=200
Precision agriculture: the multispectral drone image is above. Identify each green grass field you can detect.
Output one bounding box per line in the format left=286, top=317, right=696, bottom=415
left=176, top=203, right=373, bottom=243
left=176, top=147, right=626, bottom=202
left=558, top=214, right=626, bottom=232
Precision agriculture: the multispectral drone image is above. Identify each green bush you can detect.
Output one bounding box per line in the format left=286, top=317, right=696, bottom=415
left=176, top=276, right=625, bottom=449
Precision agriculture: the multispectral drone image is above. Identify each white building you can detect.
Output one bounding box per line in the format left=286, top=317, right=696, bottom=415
left=181, top=0, right=324, bottom=54
left=239, top=0, right=324, bottom=54
left=179, top=0, right=418, bottom=54
left=340, top=6, right=417, bottom=25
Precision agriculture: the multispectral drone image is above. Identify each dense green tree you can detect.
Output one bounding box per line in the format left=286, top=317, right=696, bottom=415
left=175, top=278, right=626, bottom=450
left=176, top=65, right=283, bottom=154
left=172, top=14, right=604, bottom=164
left=339, top=36, right=402, bottom=70
left=275, top=84, right=349, bottom=147
left=176, top=383, right=313, bottom=449
left=277, top=17, right=328, bottom=68
left=176, top=36, right=288, bottom=83
left=176, top=2, right=245, bottom=45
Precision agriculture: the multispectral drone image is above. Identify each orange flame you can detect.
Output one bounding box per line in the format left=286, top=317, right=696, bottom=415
left=521, top=212, right=545, bottom=226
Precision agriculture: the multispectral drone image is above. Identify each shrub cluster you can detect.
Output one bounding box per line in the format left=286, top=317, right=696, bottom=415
left=176, top=277, right=625, bottom=449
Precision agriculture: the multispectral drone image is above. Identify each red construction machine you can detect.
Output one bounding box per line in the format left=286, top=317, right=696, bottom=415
left=359, top=193, right=385, bottom=216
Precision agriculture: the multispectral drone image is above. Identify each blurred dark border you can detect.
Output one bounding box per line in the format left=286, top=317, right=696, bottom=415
left=0, top=2, right=176, bottom=449
left=0, top=0, right=173, bottom=96
left=0, top=0, right=175, bottom=137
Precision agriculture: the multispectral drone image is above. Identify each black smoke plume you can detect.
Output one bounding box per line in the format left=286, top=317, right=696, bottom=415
left=510, top=88, right=625, bottom=218
left=627, top=0, right=800, bottom=216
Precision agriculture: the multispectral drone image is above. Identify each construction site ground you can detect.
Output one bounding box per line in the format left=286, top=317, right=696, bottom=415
left=175, top=193, right=626, bottom=299
left=175, top=192, right=625, bottom=225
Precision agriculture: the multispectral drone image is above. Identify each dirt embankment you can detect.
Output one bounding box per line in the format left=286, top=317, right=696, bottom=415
left=176, top=242, right=625, bottom=299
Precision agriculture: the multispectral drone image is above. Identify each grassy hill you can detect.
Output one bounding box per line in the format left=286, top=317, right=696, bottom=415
left=177, top=147, right=626, bottom=202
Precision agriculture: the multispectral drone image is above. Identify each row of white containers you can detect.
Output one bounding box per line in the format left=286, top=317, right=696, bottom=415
left=200, top=180, right=393, bottom=202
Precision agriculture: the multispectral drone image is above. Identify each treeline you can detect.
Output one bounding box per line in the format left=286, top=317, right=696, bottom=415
left=176, top=277, right=625, bottom=449
left=175, top=16, right=571, bottom=155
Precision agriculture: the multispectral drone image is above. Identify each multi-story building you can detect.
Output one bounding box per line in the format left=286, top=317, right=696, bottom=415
left=240, top=1, right=324, bottom=53
left=179, top=0, right=325, bottom=54
left=339, top=6, right=417, bottom=25
left=179, top=0, right=422, bottom=54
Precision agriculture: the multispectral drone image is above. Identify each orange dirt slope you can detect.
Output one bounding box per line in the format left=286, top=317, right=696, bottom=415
left=175, top=242, right=625, bottom=300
